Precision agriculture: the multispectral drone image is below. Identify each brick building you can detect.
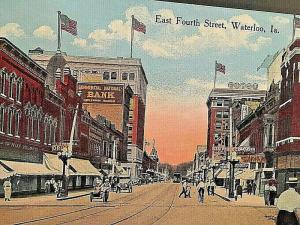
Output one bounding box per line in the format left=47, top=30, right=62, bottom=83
left=29, top=50, right=148, bottom=178
left=275, top=39, right=300, bottom=193
left=206, top=84, right=266, bottom=160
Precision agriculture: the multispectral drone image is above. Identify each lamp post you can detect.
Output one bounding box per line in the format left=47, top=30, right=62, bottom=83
left=228, top=151, right=239, bottom=198
left=57, top=151, right=72, bottom=197
left=203, top=165, right=207, bottom=182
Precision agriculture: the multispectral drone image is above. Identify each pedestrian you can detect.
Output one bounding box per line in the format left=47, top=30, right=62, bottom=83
left=101, top=179, right=111, bottom=202
left=196, top=179, right=205, bottom=203
left=269, top=182, right=277, bottom=206
left=206, top=180, right=211, bottom=196
left=178, top=180, right=187, bottom=198
left=247, top=182, right=252, bottom=195
left=276, top=177, right=300, bottom=225
left=252, top=182, right=257, bottom=195
left=264, top=181, right=270, bottom=206
left=236, top=184, right=243, bottom=200
left=186, top=184, right=191, bottom=198
left=45, top=180, right=50, bottom=194
left=50, top=177, right=56, bottom=193
left=210, top=180, right=216, bottom=196
left=3, top=178, right=12, bottom=201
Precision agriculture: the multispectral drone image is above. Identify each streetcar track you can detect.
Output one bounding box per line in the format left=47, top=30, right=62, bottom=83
left=13, top=184, right=162, bottom=225
left=109, top=185, right=172, bottom=225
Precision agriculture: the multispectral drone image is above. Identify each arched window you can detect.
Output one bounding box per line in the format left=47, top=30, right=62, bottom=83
left=15, top=110, right=21, bottom=137
left=0, top=104, right=5, bottom=133
left=0, top=69, right=7, bottom=95
left=7, top=107, right=14, bottom=135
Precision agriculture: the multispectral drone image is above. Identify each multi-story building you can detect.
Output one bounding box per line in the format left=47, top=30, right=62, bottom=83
left=206, top=84, right=266, bottom=160
left=29, top=50, right=148, bottom=178
left=275, top=39, right=300, bottom=193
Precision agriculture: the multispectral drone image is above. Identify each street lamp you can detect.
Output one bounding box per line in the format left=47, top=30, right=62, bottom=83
left=228, top=151, right=239, bottom=198
left=202, top=165, right=208, bottom=181
left=57, top=151, right=72, bottom=197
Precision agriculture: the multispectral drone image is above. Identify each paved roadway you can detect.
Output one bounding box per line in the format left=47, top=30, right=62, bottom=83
left=0, top=183, right=278, bottom=225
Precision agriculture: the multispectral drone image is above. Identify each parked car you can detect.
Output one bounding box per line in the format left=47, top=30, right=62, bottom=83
left=116, top=176, right=133, bottom=193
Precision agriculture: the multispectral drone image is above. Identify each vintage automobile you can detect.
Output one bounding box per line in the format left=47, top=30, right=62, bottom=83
left=116, top=176, right=133, bottom=193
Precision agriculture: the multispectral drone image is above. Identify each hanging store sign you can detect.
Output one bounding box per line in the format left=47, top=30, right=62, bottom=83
left=79, top=83, right=124, bottom=104
left=212, top=146, right=256, bottom=155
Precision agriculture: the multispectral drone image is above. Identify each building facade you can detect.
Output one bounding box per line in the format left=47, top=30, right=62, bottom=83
left=29, top=50, right=148, bottom=178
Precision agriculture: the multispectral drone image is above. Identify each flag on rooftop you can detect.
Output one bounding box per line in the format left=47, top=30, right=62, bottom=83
left=132, top=17, right=146, bottom=34
left=215, top=62, right=226, bottom=74
left=61, top=14, right=77, bottom=36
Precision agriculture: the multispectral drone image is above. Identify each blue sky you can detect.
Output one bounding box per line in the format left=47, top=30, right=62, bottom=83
left=0, top=0, right=296, bottom=163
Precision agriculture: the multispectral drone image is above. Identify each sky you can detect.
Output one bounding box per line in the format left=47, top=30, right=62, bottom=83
left=0, top=0, right=297, bottom=164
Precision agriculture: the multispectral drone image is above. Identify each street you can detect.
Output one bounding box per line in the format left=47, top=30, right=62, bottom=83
left=0, top=183, right=278, bottom=225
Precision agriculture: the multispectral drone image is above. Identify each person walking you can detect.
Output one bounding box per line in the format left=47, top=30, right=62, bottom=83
left=206, top=180, right=211, bottom=196
left=101, top=179, right=111, bottom=202
left=196, top=179, right=205, bottom=203
left=264, top=182, right=270, bottom=206
left=50, top=177, right=56, bottom=193
left=210, top=180, right=216, bottom=196
left=235, top=184, right=243, bottom=200
left=186, top=184, right=191, bottom=198
left=3, top=178, right=12, bottom=201
left=252, top=182, right=257, bottom=195
left=45, top=180, right=50, bottom=194
left=178, top=180, right=187, bottom=198
left=276, top=177, right=300, bottom=225
left=269, top=183, right=277, bottom=206
left=247, top=182, right=252, bottom=195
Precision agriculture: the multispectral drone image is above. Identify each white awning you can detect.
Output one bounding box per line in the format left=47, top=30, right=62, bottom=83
left=0, top=165, right=16, bottom=179
left=238, top=136, right=250, bottom=147
left=236, top=169, right=256, bottom=180
left=216, top=169, right=229, bottom=179
left=0, top=160, right=58, bottom=176
left=44, top=153, right=100, bottom=176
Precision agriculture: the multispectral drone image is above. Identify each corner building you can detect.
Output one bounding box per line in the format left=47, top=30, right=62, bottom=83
left=275, top=39, right=300, bottom=193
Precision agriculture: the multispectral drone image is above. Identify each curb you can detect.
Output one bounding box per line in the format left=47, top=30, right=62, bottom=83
left=215, top=193, right=231, bottom=202
left=56, top=193, right=90, bottom=201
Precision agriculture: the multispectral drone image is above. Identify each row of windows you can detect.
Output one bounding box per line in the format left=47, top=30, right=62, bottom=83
left=0, top=69, right=23, bottom=102
left=216, top=111, right=229, bottom=119
left=213, top=99, right=230, bottom=107
left=215, top=120, right=229, bottom=130
left=0, top=105, right=21, bottom=137
left=102, top=71, right=135, bottom=81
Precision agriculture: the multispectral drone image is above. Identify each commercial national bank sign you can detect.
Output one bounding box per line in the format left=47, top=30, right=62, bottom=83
left=79, top=83, right=124, bottom=104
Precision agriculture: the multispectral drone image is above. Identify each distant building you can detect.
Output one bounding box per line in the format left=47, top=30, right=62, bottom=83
left=206, top=85, right=266, bottom=160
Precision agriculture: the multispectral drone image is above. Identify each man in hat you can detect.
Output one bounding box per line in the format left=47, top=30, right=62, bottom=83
left=276, top=177, right=300, bottom=225
left=3, top=178, right=12, bottom=201
left=101, top=179, right=111, bottom=202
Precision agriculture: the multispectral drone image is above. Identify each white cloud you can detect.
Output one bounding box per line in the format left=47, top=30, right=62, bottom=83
left=270, top=16, right=290, bottom=25
left=72, top=37, right=87, bottom=48
left=0, top=23, right=25, bottom=38
left=33, top=25, right=56, bottom=40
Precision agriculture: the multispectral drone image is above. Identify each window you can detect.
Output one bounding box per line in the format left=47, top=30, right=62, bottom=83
left=216, top=111, right=222, bottom=118
left=122, top=72, right=128, bottom=80
left=15, top=111, right=21, bottom=137
left=129, top=111, right=133, bottom=119
left=7, top=108, right=13, bottom=135
left=15, top=80, right=22, bottom=102
left=8, top=75, right=14, bottom=99
left=0, top=106, right=4, bottom=133
left=216, top=121, right=222, bottom=129
left=103, top=141, right=108, bottom=156
left=216, top=99, right=223, bottom=106
left=103, top=71, right=109, bottom=80
left=223, top=111, right=229, bottom=118
left=0, top=70, right=6, bottom=95
left=36, top=119, right=40, bottom=141
left=129, top=73, right=135, bottom=80
left=111, top=72, right=117, bottom=80
left=224, top=100, right=230, bottom=107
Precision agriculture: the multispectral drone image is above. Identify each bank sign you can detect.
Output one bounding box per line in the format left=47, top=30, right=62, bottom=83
left=79, top=83, right=124, bottom=104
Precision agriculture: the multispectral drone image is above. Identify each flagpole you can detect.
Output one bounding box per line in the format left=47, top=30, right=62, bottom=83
left=57, top=11, right=61, bottom=53
left=130, top=15, right=134, bottom=58
left=213, top=61, right=217, bottom=89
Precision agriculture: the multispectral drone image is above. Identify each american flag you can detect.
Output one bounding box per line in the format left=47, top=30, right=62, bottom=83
left=216, top=62, right=226, bottom=74
left=295, top=16, right=300, bottom=29
left=61, top=14, right=77, bottom=36
left=132, top=17, right=146, bottom=34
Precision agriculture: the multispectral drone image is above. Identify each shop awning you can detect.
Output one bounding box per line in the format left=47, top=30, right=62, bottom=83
left=0, top=160, right=58, bottom=176
left=216, top=169, right=229, bottom=179
left=0, top=164, right=16, bottom=179
left=44, top=153, right=100, bottom=176
left=236, top=169, right=256, bottom=180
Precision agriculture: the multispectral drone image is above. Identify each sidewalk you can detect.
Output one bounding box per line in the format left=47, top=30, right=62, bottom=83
left=0, top=189, right=92, bottom=206
left=214, top=187, right=271, bottom=207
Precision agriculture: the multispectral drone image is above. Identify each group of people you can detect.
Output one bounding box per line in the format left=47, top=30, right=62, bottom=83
left=45, top=178, right=62, bottom=196
left=264, top=180, right=277, bottom=206
left=93, top=177, right=111, bottom=202
left=234, top=181, right=257, bottom=200
left=178, top=179, right=216, bottom=203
